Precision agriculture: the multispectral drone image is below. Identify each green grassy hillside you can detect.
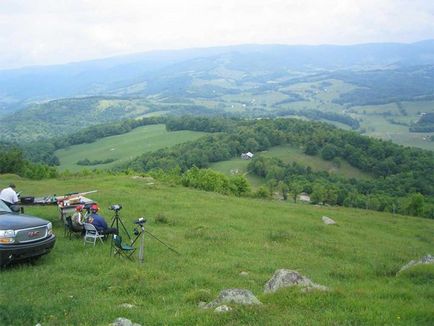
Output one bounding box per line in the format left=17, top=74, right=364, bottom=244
left=211, top=144, right=371, bottom=188
left=1, top=174, right=433, bottom=325
left=55, top=124, right=208, bottom=171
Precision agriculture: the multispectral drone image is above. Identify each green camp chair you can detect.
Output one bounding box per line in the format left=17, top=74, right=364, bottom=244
left=113, top=234, right=136, bottom=260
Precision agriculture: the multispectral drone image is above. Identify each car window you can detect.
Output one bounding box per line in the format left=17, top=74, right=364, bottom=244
left=0, top=200, right=12, bottom=213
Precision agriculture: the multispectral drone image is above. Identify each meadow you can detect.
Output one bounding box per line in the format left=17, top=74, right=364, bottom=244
left=1, top=173, right=433, bottom=325
left=211, top=144, right=371, bottom=188
left=55, top=124, right=208, bottom=171
left=352, top=101, right=434, bottom=151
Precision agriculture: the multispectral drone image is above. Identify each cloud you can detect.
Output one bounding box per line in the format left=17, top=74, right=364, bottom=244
left=0, top=0, right=433, bottom=68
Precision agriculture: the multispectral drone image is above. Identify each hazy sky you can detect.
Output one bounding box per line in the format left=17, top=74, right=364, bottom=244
left=1, top=0, right=433, bottom=69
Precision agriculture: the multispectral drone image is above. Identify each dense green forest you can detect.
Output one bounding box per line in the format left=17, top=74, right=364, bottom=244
left=0, top=144, right=57, bottom=179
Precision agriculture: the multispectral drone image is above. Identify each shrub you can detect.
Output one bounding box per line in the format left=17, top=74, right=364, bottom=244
left=268, top=230, right=291, bottom=242
left=154, top=213, right=169, bottom=224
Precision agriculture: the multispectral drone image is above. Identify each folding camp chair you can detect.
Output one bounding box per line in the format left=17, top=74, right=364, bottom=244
left=113, top=234, right=136, bottom=260
left=83, top=223, right=104, bottom=246
left=64, top=216, right=83, bottom=239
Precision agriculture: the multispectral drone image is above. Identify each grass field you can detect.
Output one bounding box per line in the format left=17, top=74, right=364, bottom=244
left=55, top=124, right=208, bottom=171
left=1, top=173, right=433, bottom=325
left=210, top=158, right=265, bottom=188
left=211, top=145, right=371, bottom=187
left=353, top=101, right=434, bottom=151
left=262, top=145, right=372, bottom=179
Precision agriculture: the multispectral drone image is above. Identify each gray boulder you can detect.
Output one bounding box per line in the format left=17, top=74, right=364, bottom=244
left=204, top=289, right=262, bottom=308
left=322, top=216, right=336, bottom=225
left=111, top=317, right=141, bottom=326
left=264, top=269, right=328, bottom=293
left=398, top=254, right=434, bottom=274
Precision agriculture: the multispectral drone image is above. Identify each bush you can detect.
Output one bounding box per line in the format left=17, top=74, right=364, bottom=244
left=254, top=186, right=270, bottom=199
left=154, top=213, right=169, bottom=224
left=268, top=230, right=291, bottom=242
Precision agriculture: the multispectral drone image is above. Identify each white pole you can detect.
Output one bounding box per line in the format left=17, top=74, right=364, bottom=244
left=138, top=225, right=145, bottom=264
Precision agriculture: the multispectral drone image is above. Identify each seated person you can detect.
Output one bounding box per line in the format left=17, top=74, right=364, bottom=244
left=0, top=183, right=19, bottom=208
left=71, top=205, right=85, bottom=231
left=85, top=204, right=117, bottom=235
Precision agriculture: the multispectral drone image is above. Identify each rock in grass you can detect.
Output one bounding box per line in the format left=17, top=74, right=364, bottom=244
left=204, top=289, right=262, bottom=308
left=264, top=269, right=328, bottom=293
left=198, top=301, right=207, bottom=308
left=119, top=303, right=135, bottom=309
left=214, top=305, right=232, bottom=313
left=322, top=216, right=336, bottom=225
left=397, top=254, right=434, bottom=274
left=111, top=317, right=141, bottom=326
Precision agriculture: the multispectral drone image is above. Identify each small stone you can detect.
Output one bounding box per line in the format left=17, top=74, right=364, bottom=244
left=198, top=301, right=207, bottom=309
left=111, top=318, right=131, bottom=326
left=322, top=216, right=336, bottom=225
left=214, top=305, right=232, bottom=313
left=239, top=271, right=249, bottom=277
left=111, top=317, right=141, bottom=326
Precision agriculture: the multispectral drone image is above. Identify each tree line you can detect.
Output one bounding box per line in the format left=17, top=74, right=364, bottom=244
left=0, top=144, right=57, bottom=179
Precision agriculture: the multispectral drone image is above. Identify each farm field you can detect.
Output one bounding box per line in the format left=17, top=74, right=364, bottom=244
left=55, top=124, right=208, bottom=171
left=261, top=145, right=372, bottom=179
left=1, top=173, right=433, bottom=325
left=211, top=144, right=371, bottom=186
left=353, top=101, right=434, bottom=151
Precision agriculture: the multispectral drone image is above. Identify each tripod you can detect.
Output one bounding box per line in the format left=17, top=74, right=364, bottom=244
left=131, top=218, right=180, bottom=264
left=109, top=205, right=131, bottom=240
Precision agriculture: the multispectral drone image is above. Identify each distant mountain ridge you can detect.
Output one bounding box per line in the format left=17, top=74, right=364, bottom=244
left=1, top=40, right=434, bottom=106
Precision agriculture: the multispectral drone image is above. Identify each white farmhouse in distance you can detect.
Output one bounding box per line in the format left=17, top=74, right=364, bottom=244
left=241, top=152, right=254, bottom=160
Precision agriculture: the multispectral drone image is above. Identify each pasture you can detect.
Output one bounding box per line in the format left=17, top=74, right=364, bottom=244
left=211, top=144, right=371, bottom=186
left=55, top=124, right=208, bottom=171
left=353, top=101, right=434, bottom=151
left=0, top=173, right=433, bottom=325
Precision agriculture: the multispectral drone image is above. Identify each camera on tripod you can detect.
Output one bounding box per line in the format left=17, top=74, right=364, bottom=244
left=134, top=217, right=146, bottom=226
left=109, top=204, right=122, bottom=212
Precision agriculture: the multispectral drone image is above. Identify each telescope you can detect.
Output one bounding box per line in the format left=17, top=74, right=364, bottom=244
left=134, top=217, right=146, bottom=225
left=109, top=204, right=122, bottom=212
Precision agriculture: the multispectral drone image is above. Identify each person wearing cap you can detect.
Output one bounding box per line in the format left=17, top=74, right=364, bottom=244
left=86, top=204, right=117, bottom=235
left=0, top=183, right=19, bottom=208
left=71, top=205, right=85, bottom=231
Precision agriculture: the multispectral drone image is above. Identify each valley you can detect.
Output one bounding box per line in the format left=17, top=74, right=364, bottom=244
left=1, top=42, right=433, bottom=151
